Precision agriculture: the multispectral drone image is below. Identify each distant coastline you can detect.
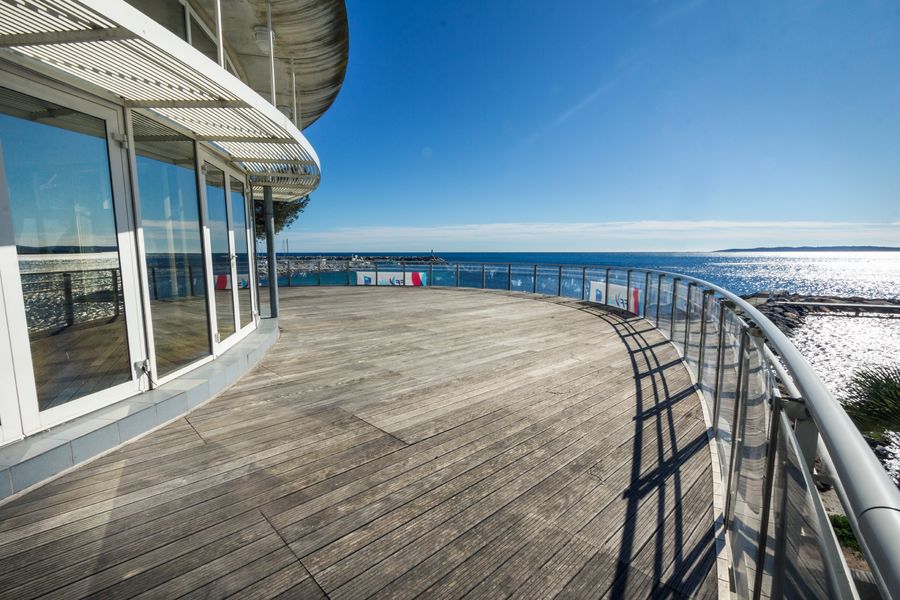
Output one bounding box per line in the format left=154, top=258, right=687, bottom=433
left=716, top=245, right=900, bottom=253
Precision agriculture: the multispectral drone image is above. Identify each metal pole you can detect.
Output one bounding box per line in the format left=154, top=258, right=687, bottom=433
left=724, top=327, right=750, bottom=525
left=264, top=186, right=278, bottom=317
left=507, top=264, right=511, bottom=290
left=581, top=267, right=587, bottom=301
left=481, top=263, right=486, bottom=289
left=669, top=277, right=680, bottom=339
left=713, top=300, right=731, bottom=434
left=655, top=274, right=663, bottom=327
left=317, top=260, right=322, bottom=286
left=266, top=1, right=276, bottom=106
left=286, top=258, right=292, bottom=287
left=346, top=262, right=350, bottom=286
left=557, top=265, right=562, bottom=296
left=604, top=268, right=610, bottom=306
left=214, top=0, right=224, bottom=68
left=290, top=56, right=299, bottom=128
left=533, top=265, right=537, bottom=293
left=151, top=266, right=158, bottom=300
left=683, top=282, right=694, bottom=350
left=753, top=393, right=783, bottom=600
left=111, top=269, right=119, bottom=317
left=455, top=264, right=459, bottom=287
left=626, top=270, right=632, bottom=313
left=375, top=263, right=379, bottom=286
left=429, top=262, right=433, bottom=286
left=643, top=271, right=651, bottom=317
left=697, top=290, right=712, bottom=384
left=63, top=272, right=74, bottom=326
left=188, top=265, right=195, bottom=296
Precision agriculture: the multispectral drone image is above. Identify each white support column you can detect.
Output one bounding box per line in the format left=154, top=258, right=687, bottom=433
left=214, top=0, right=224, bottom=68
left=267, top=1, right=276, bottom=106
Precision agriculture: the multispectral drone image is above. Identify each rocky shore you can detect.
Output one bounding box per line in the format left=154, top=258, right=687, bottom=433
left=746, top=292, right=900, bottom=336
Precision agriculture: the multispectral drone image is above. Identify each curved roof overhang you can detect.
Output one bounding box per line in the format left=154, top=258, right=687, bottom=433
left=0, top=0, right=323, bottom=202
left=188, top=0, right=349, bottom=129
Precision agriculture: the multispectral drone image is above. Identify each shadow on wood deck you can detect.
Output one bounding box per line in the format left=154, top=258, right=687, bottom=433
left=0, top=287, right=717, bottom=599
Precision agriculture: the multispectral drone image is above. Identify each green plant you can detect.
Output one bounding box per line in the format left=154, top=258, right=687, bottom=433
left=828, top=513, right=861, bottom=553
left=253, top=196, right=310, bottom=241
left=843, top=365, right=900, bottom=438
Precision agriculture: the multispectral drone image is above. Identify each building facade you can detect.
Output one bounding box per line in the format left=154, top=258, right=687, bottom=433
left=0, top=0, right=348, bottom=445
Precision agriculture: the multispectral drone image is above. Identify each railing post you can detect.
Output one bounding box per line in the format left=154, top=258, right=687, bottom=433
left=63, top=272, right=74, bottom=326
left=626, top=270, right=632, bottom=313
left=375, top=263, right=379, bottom=286
left=604, top=268, right=610, bottom=306
left=713, top=299, right=732, bottom=434
left=655, top=273, right=663, bottom=327
left=188, top=265, right=195, bottom=296
left=683, top=282, right=694, bottom=350
left=669, top=277, right=680, bottom=339
left=532, top=265, right=537, bottom=293
left=150, top=266, right=158, bottom=300
left=455, top=263, right=460, bottom=287
left=287, top=259, right=292, bottom=287
left=317, top=260, right=322, bottom=286
left=581, top=266, right=587, bottom=301
left=557, top=265, right=562, bottom=296
left=507, top=263, right=512, bottom=291
left=697, top=290, right=713, bottom=384
left=429, top=262, right=433, bottom=287
left=482, top=263, right=486, bottom=289
left=643, top=271, right=651, bottom=317
left=753, top=390, right=783, bottom=600
left=724, top=325, right=751, bottom=525
left=402, top=262, right=406, bottom=287
left=346, top=262, right=351, bottom=286
left=111, top=269, right=119, bottom=318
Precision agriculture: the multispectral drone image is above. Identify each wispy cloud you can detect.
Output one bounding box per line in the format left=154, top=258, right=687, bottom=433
left=275, top=220, right=900, bottom=252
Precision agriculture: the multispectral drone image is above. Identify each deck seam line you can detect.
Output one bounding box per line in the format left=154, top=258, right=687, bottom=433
left=259, top=509, right=333, bottom=599
left=184, top=417, right=208, bottom=445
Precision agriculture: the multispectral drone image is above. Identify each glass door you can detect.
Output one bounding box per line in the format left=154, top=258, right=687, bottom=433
left=229, top=177, right=255, bottom=330
left=0, top=81, right=146, bottom=432
left=203, top=163, right=237, bottom=345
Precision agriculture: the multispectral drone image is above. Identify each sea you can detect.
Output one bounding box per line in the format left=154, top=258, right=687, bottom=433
left=285, top=251, right=900, bottom=299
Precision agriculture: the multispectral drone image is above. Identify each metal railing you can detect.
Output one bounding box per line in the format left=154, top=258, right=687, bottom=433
left=263, top=259, right=900, bottom=599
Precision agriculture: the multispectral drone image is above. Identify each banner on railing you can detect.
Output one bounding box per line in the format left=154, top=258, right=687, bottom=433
left=214, top=273, right=252, bottom=289
left=356, top=271, right=427, bottom=286
left=588, top=281, right=641, bottom=312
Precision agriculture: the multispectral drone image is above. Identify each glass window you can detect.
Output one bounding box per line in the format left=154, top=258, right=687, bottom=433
left=204, top=165, right=235, bottom=340
left=133, top=113, right=211, bottom=376
left=190, top=16, right=218, bottom=63
left=230, top=177, right=253, bottom=328
left=0, top=87, right=131, bottom=411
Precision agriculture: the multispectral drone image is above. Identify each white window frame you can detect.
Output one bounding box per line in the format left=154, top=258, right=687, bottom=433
left=0, top=72, right=149, bottom=435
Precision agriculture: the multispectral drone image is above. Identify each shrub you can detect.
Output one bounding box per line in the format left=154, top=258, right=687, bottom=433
left=843, top=365, right=900, bottom=438
left=828, top=514, right=861, bottom=553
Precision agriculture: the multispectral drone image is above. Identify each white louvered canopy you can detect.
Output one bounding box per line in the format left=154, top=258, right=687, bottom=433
left=0, top=0, right=320, bottom=201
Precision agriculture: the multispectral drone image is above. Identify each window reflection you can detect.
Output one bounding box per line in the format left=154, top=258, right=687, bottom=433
left=230, top=177, right=253, bottom=328
left=0, top=87, right=131, bottom=410
left=133, top=113, right=211, bottom=376
left=205, top=165, right=235, bottom=340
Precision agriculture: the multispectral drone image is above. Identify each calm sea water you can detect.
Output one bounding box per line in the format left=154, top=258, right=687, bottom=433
left=295, top=251, right=900, bottom=299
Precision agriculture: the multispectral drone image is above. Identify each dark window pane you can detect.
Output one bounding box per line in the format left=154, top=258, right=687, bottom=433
left=205, top=165, right=235, bottom=340
left=0, top=87, right=131, bottom=410
left=133, top=113, right=210, bottom=376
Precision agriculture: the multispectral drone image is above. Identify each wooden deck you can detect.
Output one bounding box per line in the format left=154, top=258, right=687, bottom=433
left=0, top=287, right=717, bottom=599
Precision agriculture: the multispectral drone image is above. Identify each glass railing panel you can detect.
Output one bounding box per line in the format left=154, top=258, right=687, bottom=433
left=429, top=263, right=457, bottom=287
left=657, top=276, right=674, bottom=339
left=400, top=263, right=430, bottom=287
left=670, top=280, right=688, bottom=355
left=698, top=296, right=722, bottom=412
left=583, top=268, right=607, bottom=305
left=509, top=264, right=535, bottom=293
left=484, top=264, right=509, bottom=290
left=683, top=285, right=705, bottom=372
left=290, top=259, right=320, bottom=286
left=631, top=271, right=649, bottom=317
left=560, top=267, right=584, bottom=299
left=535, top=265, right=560, bottom=295
left=605, top=269, right=628, bottom=310
left=770, top=412, right=855, bottom=599
left=715, top=307, right=745, bottom=477
left=729, top=334, right=773, bottom=599
left=645, top=273, right=660, bottom=322
left=457, top=263, right=483, bottom=288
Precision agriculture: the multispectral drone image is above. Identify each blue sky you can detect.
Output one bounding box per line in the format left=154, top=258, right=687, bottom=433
left=283, top=0, right=900, bottom=252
